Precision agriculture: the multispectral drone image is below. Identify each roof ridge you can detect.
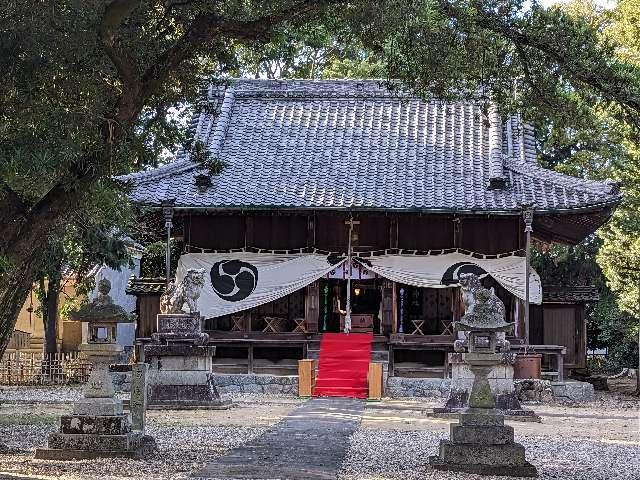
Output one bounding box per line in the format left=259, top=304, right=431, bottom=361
left=117, top=157, right=197, bottom=183
left=505, top=159, right=619, bottom=196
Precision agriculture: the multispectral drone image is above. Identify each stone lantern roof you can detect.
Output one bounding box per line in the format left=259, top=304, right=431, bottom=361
left=70, top=279, right=133, bottom=324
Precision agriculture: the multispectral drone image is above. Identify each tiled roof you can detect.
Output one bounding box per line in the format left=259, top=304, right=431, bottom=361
left=126, top=277, right=165, bottom=296
left=542, top=285, right=600, bottom=303
left=120, top=80, right=621, bottom=213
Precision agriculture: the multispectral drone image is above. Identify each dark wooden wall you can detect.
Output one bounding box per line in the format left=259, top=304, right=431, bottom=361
left=543, top=304, right=586, bottom=369
left=529, top=302, right=587, bottom=371
left=136, top=295, right=161, bottom=338
left=184, top=211, right=522, bottom=254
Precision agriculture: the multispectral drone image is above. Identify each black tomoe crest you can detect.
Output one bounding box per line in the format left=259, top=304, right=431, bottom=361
left=441, top=262, right=487, bottom=285
left=210, top=260, right=259, bottom=302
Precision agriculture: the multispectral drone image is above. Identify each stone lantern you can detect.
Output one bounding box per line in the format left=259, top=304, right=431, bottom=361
left=36, top=279, right=155, bottom=459
left=429, top=273, right=538, bottom=477
left=76, top=279, right=130, bottom=401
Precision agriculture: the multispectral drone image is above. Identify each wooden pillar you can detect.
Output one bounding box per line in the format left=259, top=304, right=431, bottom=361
left=247, top=344, right=254, bottom=374
left=381, top=280, right=394, bottom=335
left=389, top=216, right=398, bottom=248
left=523, top=208, right=533, bottom=347
left=245, top=215, right=254, bottom=248
left=307, top=214, right=315, bottom=247
left=305, top=281, right=320, bottom=333
left=557, top=352, right=564, bottom=382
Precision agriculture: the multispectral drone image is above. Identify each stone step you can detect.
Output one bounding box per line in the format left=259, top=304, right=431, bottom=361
left=459, top=411, right=506, bottom=427
left=61, top=415, right=131, bottom=435
left=48, top=433, right=138, bottom=452
left=450, top=424, right=514, bottom=445
left=437, top=440, right=527, bottom=465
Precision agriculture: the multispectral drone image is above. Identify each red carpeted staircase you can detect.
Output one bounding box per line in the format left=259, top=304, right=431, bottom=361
left=313, top=332, right=373, bottom=399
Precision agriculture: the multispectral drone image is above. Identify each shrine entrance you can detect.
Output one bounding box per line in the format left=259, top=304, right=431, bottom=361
left=317, top=278, right=382, bottom=334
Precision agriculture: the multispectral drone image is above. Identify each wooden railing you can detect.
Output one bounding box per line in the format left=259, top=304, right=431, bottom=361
left=0, top=351, right=91, bottom=385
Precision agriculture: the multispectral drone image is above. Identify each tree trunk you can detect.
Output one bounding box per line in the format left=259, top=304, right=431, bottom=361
left=42, top=267, right=62, bottom=355
left=0, top=258, right=38, bottom=357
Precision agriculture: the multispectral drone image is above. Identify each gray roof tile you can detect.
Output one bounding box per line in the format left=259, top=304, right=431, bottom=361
left=121, top=79, right=621, bottom=213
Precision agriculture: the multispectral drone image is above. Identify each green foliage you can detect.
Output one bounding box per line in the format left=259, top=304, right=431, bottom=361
left=589, top=292, right=638, bottom=371
left=191, top=141, right=228, bottom=175
left=524, top=1, right=640, bottom=372
left=140, top=240, right=182, bottom=278
left=531, top=238, right=605, bottom=288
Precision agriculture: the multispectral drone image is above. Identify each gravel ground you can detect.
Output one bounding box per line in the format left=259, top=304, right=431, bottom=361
left=0, top=386, right=128, bottom=404
left=1, top=423, right=267, bottom=480
left=340, top=396, right=640, bottom=480
left=338, top=428, right=640, bottom=480
left=0, top=387, right=638, bottom=479
left=0, top=391, right=298, bottom=480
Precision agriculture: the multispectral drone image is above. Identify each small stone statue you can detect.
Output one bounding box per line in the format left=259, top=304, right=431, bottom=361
left=160, top=268, right=206, bottom=314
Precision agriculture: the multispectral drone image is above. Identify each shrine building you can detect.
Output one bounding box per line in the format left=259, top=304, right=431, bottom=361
left=123, top=79, right=620, bottom=382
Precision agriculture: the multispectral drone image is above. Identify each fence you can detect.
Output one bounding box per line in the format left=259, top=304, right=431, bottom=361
left=0, top=351, right=91, bottom=385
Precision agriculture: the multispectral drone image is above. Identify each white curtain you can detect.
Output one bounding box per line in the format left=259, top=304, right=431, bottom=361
left=357, top=253, right=542, bottom=304
left=176, top=252, right=346, bottom=318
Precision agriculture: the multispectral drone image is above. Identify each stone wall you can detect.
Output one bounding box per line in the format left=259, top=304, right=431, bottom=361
left=386, top=377, right=450, bottom=399
left=111, top=370, right=594, bottom=404
left=386, top=377, right=595, bottom=404
left=210, top=374, right=298, bottom=396
left=550, top=380, right=595, bottom=404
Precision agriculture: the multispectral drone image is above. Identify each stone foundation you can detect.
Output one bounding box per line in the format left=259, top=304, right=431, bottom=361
left=386, top=377, right=595, bottom=404
left=550, top=380, right=595, bottom=403
left=145, top=343, right=230, bottom=409
left=211, top=374, right=298, bottom=396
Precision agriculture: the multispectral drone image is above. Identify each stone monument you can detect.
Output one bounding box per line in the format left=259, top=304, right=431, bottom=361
left=145, top=268, right=230, bottom=409
left=36, top=279, right=156, bottom=459
left=429, top=273, right=538, bottom=477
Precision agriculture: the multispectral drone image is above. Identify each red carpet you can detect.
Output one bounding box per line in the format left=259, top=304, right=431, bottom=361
left=313, top=332, right=373, bottom=399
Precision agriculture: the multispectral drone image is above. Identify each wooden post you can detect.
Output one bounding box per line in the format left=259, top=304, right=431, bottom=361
left=381, top=280, right=394, bottom=334
left=368, top=362, right=383, bottom=401
left=305, top=281, right=320, bottom=334
left=298, top=359, right=315, bottom=397
left=523, top=207, right=533, bottom=348
left=247, top=344, right=254, bottom=374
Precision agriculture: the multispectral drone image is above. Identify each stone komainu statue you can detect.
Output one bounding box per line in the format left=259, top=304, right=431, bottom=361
left=454, top=272, right=511, bottom=352
left=160, top=268, right=206, bottom=314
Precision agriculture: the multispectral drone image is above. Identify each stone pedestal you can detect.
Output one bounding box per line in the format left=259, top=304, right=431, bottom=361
left=145, top=313, right=230, bottom=409
left=430, top=409, right=538, bottom=477
left=429, top=353, right=538, bottom=477
left=434, top=353, right=540, bottom=420
left=152, top=313, right=209, bottom=344
left=36, top=344, right=156, bottom=460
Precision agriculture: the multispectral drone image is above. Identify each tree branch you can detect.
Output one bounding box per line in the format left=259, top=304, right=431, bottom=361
left=437, top=0, right=640, bottom=118
left=140, top=0, right=343, bottom=97
left=0, top=181, right=27, bottom=250
left=99, top=0, right=142, bottom=91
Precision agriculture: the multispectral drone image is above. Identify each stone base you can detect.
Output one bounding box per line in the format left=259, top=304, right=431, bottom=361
left=429, top=455, right=538, bottom=477
left=428, top=409, right=538, bottom=477
left=436, top=385, right=540, bottom=420
left=146, top=399, right=232, bottom=410
left=432, top=398, right=541, bottom=422
left=73, top=397, right=123, bottom=416
left=35, top=433, right=156, bottom=460
left=60, top=414, right=131, bottom=435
